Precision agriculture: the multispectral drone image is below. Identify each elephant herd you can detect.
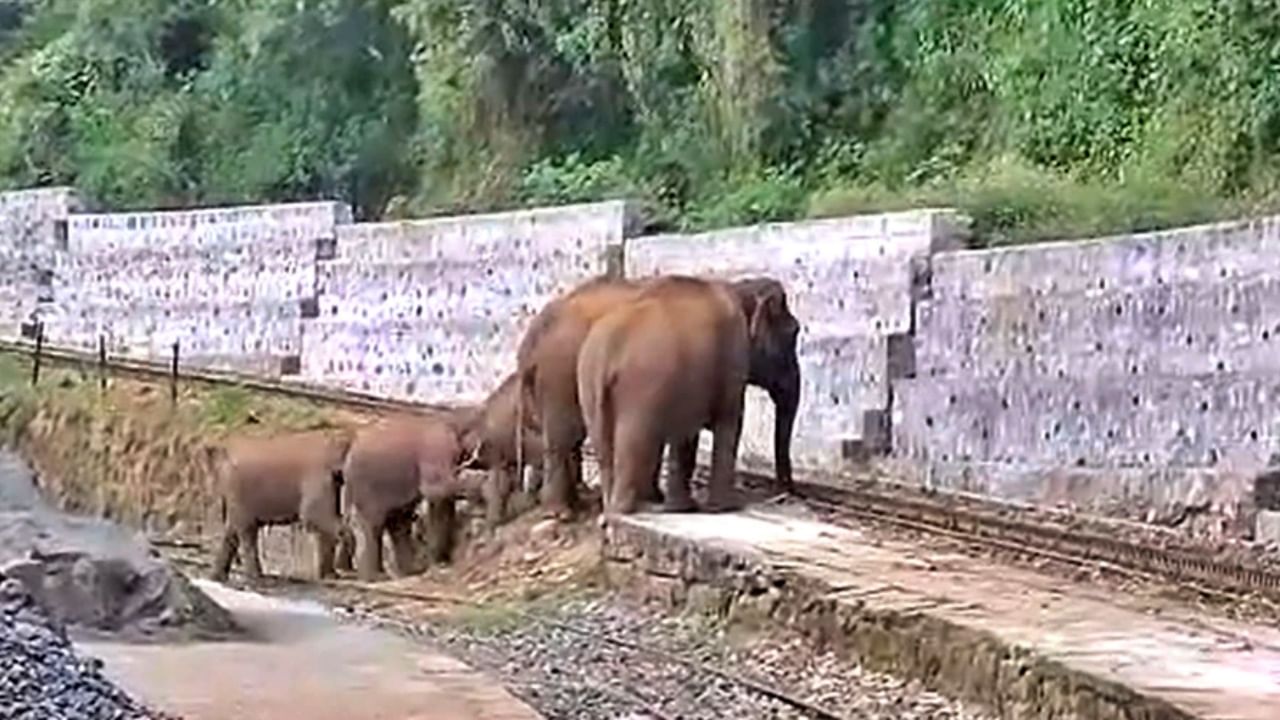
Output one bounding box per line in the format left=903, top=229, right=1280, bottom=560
left=207, top=273, right=802, bottom=583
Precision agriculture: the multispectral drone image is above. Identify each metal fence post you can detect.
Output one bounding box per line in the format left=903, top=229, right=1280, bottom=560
left=170, top=341, right=180, bottom=405
left=97, top=336, right=107, bottom=391
left=31, top=322, right=44, bottom=386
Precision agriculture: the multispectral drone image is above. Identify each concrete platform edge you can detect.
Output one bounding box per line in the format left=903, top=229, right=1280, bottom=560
left=602, top=516, right=1194, bottom=720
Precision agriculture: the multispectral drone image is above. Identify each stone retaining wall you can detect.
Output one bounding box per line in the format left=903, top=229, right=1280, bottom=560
left=48, top=202, right=350, bottom=375
left=895, top=216, right=1280, bottom=537
left=0, top=188, right=81, bottom=340
left=301, top=201, right=630, bottom=403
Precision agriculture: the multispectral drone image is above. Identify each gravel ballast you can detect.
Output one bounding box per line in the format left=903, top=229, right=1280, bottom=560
left=341, top=591, right=994, bottom=720
left=0, top=574, right=172, bottom=720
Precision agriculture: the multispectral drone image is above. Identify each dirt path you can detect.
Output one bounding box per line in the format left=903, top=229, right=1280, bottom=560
left=77, top=579, right=542, bottom=720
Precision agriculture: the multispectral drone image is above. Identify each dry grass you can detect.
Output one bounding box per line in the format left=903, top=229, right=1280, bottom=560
left=0, top=353, right=373, bottom=537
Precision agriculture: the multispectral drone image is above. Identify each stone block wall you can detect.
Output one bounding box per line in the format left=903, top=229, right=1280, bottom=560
left=627, top=210, right=968, bottom=471
left=895, top=216, right=1280, bottom=535
left=49, top=202, right=351, bottom=375
left=0, top=188, right=81, bottom=339
left=301, top=202, right=630, bottom=403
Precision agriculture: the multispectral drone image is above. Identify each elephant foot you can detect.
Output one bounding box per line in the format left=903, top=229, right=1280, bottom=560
left=540, top=505, right=577, bottom=523
left=702, top=491, right=746, bottom=514
left=663, top=496, right=699, bottom=514
left=357, top=569, right=386, bottom=583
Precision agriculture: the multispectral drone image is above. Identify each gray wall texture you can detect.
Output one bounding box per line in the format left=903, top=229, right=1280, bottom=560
left=0, top=188, right=81, bottom=339
left=302, top=202, right=630, bottom=403
left=47, top=201, right=350, bottom=375
left=894, top=216, right=1280, bottom=538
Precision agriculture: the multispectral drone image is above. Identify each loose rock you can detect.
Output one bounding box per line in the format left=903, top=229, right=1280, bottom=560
left=0, top=569, right=175, bottom=720
left=0, top=452, right=236, bottom=641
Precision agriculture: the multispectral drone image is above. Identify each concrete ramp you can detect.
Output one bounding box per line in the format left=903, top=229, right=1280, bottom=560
left=79, top=580, right=541, bottom=720
left=604, top=509, right=1280, bottom=720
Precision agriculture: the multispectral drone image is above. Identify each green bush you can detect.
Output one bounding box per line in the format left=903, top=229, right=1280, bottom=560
left=811, top=156, right=1228, bottom=247
left=4, top=2, right=1280, bottom=241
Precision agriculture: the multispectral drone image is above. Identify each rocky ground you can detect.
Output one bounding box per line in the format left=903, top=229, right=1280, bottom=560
left=292, top=507, right=994, bottom=720
left=0, top=572, right=174, bottom=720
left=0, top=451, right=235, bottom=642
left=337, top=590, right=993, bottom=720
left=0, top=448, right=238, bottom=720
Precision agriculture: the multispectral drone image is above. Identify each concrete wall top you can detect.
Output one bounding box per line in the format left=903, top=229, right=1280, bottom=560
left=67, top=201, right=352, bottom=256
left=334, top=200, right=630, bottom=264
left=931, top=215, right=1280, bottom=301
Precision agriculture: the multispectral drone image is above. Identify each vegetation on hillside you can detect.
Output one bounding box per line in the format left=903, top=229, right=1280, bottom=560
left=2, top=0, right=1280, bottom=245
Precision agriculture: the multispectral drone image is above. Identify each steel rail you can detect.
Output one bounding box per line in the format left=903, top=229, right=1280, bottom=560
left=779, top=473, right=1280, bottom=601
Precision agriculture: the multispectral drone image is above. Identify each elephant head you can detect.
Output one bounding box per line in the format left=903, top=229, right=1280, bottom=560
left=443, top=405, right=488, bottom=472
left=731, top=277, right=801, bottom=490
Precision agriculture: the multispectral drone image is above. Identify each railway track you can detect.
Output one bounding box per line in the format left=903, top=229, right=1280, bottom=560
left=331, top=582, right=853, bottom=720
left=160, top=547, right=851, bottom=720
left=6, top=337, right=1280, bottom=606
left=782, top=474, right=1280, bottom=605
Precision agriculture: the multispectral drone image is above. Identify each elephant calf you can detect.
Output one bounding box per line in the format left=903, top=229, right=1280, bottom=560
left=209, top=428, right=356, bottom=582
left=459, top=371, right=546, bottom=527
left=342, top=414, right=477, bottom=581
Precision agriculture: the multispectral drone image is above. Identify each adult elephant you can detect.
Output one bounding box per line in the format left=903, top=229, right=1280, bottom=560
left=517, top=274, right=800, bottom=519
left=516, top=277, right=648, bottom=519
left=578, top=275, right=800, bottom=514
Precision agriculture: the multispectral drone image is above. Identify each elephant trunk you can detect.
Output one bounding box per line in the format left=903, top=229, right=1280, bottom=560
left=769, top=362, right=800, bottom=492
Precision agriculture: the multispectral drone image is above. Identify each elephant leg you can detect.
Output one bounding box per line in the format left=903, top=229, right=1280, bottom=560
left=704, top=413, right=746, bottom=513
left=664, top=435, right=700, bottom=513
left=239, top=524, right=264, bottom=580
left=304, top=514, right=347, bottom=580
left=313, top=530, right=337, bottom=580
left=387, top=513, right=421, bottom=577
left=424, top=498, right=458, bottom=565
left=540, top=401, right=584, bottom=520
left=524, top=463, right=544, bottom=496
left=483, top=468, right=514, bottom=528
left=302, top=491, right=350, bottom=580
left=334, top=523, right=356, bottom=574
left=211, top=526, right=238, bottom=582
left=357, top=514, right=386, bottom=582
left=611, top=419, right=663, bottom=515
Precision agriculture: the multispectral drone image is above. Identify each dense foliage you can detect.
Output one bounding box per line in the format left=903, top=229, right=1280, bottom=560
left=2, top=0, right=1280, bottom=243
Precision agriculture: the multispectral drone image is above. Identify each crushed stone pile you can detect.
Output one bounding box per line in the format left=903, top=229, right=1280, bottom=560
left=0, top=573, right=175, bottom=720
left=0, top=451, right=236, bottom=641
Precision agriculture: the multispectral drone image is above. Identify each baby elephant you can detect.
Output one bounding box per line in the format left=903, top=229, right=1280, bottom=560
left=342, top=414, right=478, bottom=582
left=209, top=428, right=356, bottom=582
left=460, top=371, right=546, bottom=528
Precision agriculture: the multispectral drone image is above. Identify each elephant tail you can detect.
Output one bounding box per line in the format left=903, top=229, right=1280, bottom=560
left=515, top=379, right=525, bottom=491
left=515, top=363, right=537, bottom=490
